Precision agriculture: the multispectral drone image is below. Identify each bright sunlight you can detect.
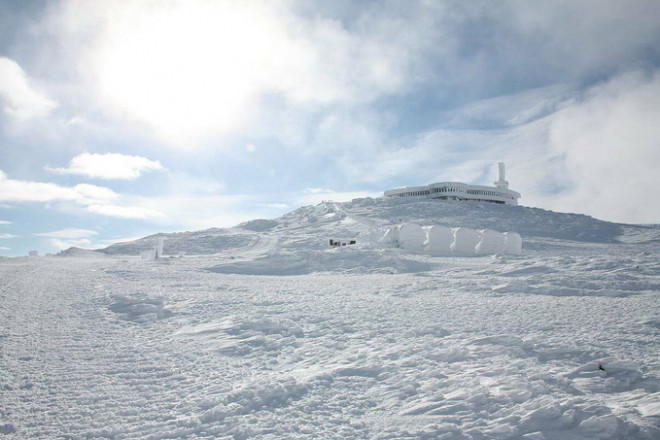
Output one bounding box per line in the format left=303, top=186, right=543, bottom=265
left=92, top=1, right=308, bottom=146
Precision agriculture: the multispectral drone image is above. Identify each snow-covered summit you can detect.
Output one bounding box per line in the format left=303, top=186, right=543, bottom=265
left=98, top=197, right=645, bottom=258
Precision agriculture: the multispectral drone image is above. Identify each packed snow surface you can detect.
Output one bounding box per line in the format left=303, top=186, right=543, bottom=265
left=1, top=198, right=659, bottom=439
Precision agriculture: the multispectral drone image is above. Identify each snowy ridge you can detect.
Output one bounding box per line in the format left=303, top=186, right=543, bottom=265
left=2, top=198, right=659, bottom=439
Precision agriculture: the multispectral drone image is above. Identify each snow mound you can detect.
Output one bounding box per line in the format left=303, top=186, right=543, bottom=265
left=174, top=315, right=304, bottom=356
left=200, top=377, right=308, bottom=427
left=566, top=360, right=644, bottom=393
left=208, top=249, right=433, bottom=275
left=108, top=294, right=172, bottom=322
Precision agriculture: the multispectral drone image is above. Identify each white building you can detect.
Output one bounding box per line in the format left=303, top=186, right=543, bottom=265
left=384, top=162, right=521, bottom=205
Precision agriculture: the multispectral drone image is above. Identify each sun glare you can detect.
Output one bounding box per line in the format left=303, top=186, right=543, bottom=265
left=93, top=1, right=305, bottom=146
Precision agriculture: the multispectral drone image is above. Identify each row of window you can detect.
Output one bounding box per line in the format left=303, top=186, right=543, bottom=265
left=432, top=187, right=461, bottom=193
left=466, top=189, right=502, bottom=197
left=396, top=190, right=430, bottom=197
left=394, top=188, right=515, bottom=201
left=396, top=187, right=508, bottom=197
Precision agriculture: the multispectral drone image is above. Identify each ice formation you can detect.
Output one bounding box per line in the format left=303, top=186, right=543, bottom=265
left=379, top=224, right=522, bottom=256
left=475, top=229, right=506, bottom=255
left=397, top=223, right=426, bottom=251
left=503, top=232, right=523, bottom=255
left=425, top=225, right=453, bottom=255
left=450, top=227, right=482, bottom=255
left=156, top=237, right=165, bottom=259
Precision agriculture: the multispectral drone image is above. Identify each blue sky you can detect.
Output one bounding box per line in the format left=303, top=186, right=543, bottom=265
left=1, top=0, right=659, bottom=256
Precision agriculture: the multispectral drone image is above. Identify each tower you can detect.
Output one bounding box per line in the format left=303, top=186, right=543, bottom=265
left=494, top=162, right=509, bottom=189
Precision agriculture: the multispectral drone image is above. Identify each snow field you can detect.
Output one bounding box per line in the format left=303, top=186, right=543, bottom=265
left=2, top=198, right=659, bottom=439
left=1, top=243, right=658, bottom=439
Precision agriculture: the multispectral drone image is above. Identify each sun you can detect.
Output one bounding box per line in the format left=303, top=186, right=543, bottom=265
left=91, top=1, right=306, bottom=146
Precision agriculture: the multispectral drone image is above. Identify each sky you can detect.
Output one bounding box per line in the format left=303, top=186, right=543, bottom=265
left=1, top=0, right=659, bottom=256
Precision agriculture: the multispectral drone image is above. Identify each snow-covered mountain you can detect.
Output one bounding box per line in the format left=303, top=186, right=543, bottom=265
left=100, top=197, right=652, bottom=256
left=96, top=197, right=658, bottom=276
left=3, top=198, right=659, bottom=439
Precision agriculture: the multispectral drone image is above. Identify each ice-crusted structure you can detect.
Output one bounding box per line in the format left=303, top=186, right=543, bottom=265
left=381, top=224, right=522, bottom=256
left=398, top=224, right=426, bottom=251
left=503, top=231, right=523, bottom=255
left=425, top=225, right=453, bottom=255
left=475, top=229, right=506, bottom=255
left=450, top=227, right=482, bottom=255
left=141, top=237, right=166, bottom=260
left=384, top=162, right=521, bottom=205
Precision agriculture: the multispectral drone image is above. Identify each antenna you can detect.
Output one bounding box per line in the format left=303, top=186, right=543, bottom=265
left=495, top=162, right=509, bottom=189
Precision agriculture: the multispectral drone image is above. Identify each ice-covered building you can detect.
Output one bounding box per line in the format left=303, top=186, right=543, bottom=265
left=384, top=162, right=521, bottom=205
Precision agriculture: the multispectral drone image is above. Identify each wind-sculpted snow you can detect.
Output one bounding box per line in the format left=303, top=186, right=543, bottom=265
left=208, top=249, right=434, bottom=275
left=109, top=294, right=173, bottom=322
left=3, top=201, right=660, bottom=439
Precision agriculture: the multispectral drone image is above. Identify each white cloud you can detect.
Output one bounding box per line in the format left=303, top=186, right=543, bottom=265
left=51, top=0, right=311, bottom=146
left=35, top=228, right=98, bottom=239
left=0, top=170, right=118, bottom=204
left=47, top=152, right=165, bottom=179
left=72, top=184, right=119, bottom=204
left=46, top=238, right=93, bottom=251
left=28, top=0, right=660, bottom=155
left=356, top=69, right=660, bottom=224
left=0, top=233, right=18, bottom=239
left=45, top=0, right=442, bottom=147
left=0, top=247, right=10, bottom=250
left=541, top=69, right=660, bottom=224
left=0, top=170, right=168, bottom=220
left=0, top=57, right=57, bottom=119
left=86, top=204, right=165, bottom=219
left=0, top=220, right=11, bottom=225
